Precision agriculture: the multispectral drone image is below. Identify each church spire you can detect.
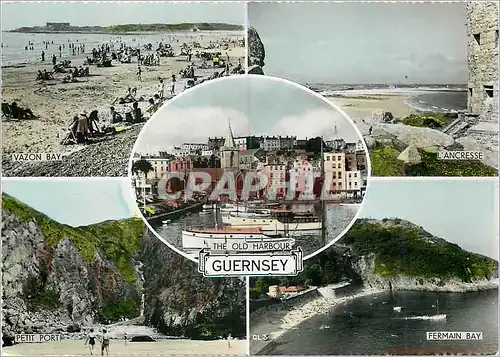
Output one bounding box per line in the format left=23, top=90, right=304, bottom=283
left=223, top=118, right=235, bottom=149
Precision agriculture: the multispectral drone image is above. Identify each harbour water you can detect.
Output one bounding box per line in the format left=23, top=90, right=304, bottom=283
left=259, top=289, right=498, bottom=355
left=151, top=203, right=359, bottom=257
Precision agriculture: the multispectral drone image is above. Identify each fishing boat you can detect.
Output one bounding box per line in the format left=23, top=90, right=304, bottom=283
left=202, top=203, right=215, bottom=210
left=224, top=209, right=322, bottom=235
left=432, top=299, right=447, bottom=320
left=393, top=306, right=402, bottom=312
left=162, top=219, right=171, bottom=225
left=181, top=226, right=295, bottom=252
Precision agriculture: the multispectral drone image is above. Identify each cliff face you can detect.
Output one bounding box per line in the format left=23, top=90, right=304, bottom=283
left=1, top=194, right=245, bottom=339
left=342, top=219, right=499, bottom=292
left=353, top=253, right=498, bottom=292
left=247, top=27, right=265, bottom=75
left=140, top=234, right=246, bottom=338
left=2, top=211, right=142, bottom=336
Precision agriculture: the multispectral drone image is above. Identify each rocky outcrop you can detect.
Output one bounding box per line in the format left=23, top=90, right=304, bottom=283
left=397, top=145, right=421, bottom=164
left=1, top=211, right=140, bottom=337
left=353, top=254, right=499, bottom=292
left=247, top=27, right=265, bottom=74
left=370, top=123, right=455, bottom=152
left=342, top=219, right=499, bottom=293
left=1, top=193, right=246, bottom=341
left=139, top=233, right=246, bottom=338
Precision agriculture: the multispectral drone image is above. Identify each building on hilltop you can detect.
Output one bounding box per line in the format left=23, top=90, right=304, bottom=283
left=46, top=22, right=71, bottom=30
left=467, top=1, right=499, bottom=123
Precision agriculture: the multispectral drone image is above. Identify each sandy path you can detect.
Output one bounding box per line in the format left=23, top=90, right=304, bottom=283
left=2, top=339, right=246, bottom=356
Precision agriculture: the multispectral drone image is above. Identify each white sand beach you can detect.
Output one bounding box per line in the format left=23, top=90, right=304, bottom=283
left=250, top=287, right=382, bottom=354
left=2, top=339, right=246, bottom=356
left=2, top=31, right=245, bottom=155
left=328, top=94, right=416, bottom=120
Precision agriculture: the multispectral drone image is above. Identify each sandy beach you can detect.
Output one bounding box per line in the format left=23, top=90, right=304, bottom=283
left=250, top=287, right=383, bottom=354
left=2, top=338, right=246, bottom=356
left=2, top=30, right=244, bottom=176
left=329, top=94, right=416, bottom=120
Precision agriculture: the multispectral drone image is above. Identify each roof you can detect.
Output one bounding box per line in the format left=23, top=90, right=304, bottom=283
left=239, top=148, right=262, bottom=156
left=223, top=120, right=236, bottom=149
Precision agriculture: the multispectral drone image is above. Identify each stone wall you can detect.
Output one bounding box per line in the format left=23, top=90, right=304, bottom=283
left=467, top=1, right=499, bottom=123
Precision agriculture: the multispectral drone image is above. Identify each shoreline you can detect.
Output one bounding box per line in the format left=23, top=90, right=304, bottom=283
left=2, top=338, right=246, bottom=356
left=250, top=286, right=383, bottom=355
left=250, top=283, right=499, bottom=355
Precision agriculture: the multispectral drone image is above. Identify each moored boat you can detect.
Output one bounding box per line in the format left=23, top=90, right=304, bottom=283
left=182, top=226, right=295, bottom=252
left=224, top=209, right=322, bottom=235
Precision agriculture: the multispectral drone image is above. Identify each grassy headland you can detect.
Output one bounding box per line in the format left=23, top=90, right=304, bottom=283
left=10, top=22, right=244, bottom=34
left=2, top=193, right=144, bottom=282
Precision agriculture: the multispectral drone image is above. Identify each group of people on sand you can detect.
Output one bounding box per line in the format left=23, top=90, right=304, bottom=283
left=36, top=69, right=54, bottom=81
left=84, top=328, right=115, bottom=356
left=2, top=102, right=36, bottom=120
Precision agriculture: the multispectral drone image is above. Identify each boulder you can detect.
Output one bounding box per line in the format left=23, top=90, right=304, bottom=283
left=131, top=335, right=156, bottom=342
left=247, top=65, right=264, bottom=75
left=363, top=136, right=376, bottom=149
left=456, top=137, right=499, bottom=170
left=371, top=123, right=455, bottom=152
left=397, top=145, right=421, bottom=164
left=373, top=111, right=394, bottom=123
left=247, top=27, right=265, bottom=71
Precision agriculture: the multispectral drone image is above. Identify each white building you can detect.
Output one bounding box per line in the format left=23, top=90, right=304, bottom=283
left=234, top=137, right=247, bottom=151
left=261, top=136, right=281, bottom=151
left=346, top=170, right=363, bottom=192
left=181, top=143, right=209, bottom=151
left=147, top=158, right=169, bottom=180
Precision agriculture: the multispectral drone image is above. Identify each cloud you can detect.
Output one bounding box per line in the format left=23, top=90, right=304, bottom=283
left=268, top=108, right=361, bottom=142
left=135, top=106, right=251, bottom=154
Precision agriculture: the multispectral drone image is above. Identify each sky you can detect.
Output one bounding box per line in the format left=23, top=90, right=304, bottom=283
left=359, top=179, right=499, bottom=260
left=0, top=1, right=245, bottom=30
left=135, top=75, right=362, bottom=155
left=2, top=179, right=139, bottom=227
left=248, top=2, right=468, bottom=85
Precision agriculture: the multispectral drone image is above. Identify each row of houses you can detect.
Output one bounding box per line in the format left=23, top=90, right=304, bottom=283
left=173, top=135, right=364, bottom=156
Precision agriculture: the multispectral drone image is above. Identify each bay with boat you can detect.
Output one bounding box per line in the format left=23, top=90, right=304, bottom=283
left=258, top=289, right=498, bottom=355
left=151, top=201, right=359, bottom=257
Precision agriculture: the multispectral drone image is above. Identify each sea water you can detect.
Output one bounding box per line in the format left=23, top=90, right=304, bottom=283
left=1, top=30, right=241, bottom=66
left=259, top=289, right=498, bottom=355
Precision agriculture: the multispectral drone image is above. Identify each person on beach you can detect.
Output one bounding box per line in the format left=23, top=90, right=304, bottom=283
left=124, top=332, right=128, bottom=346
left=137, top=65, right=142, bottom=81
left=76, top=110, right=89, bottom=143
left=110, top=106, right=123, bottom=124
left=154, top=94, right=162, bottom=108
left=158, top=78, right=165, bottom=99
left=41, top=51, right=45, bottom=62
left=146, top=98, right=158, bottom=116
left=132, top=102, right=143, bottom=123
left=87, top=110, right=100, bottom=136
left=52, top=54, right=57, bottom=65
left=100, top=329, right=110, bottom=356
left=170, top=74, right=176, bottom=94
left=10, top=102, right=35, bottom=119
left=85, top=328, right=97, bottom=355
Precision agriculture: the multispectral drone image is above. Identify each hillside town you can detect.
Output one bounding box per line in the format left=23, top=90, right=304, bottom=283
left=132, top=123, right=368, bottom=206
